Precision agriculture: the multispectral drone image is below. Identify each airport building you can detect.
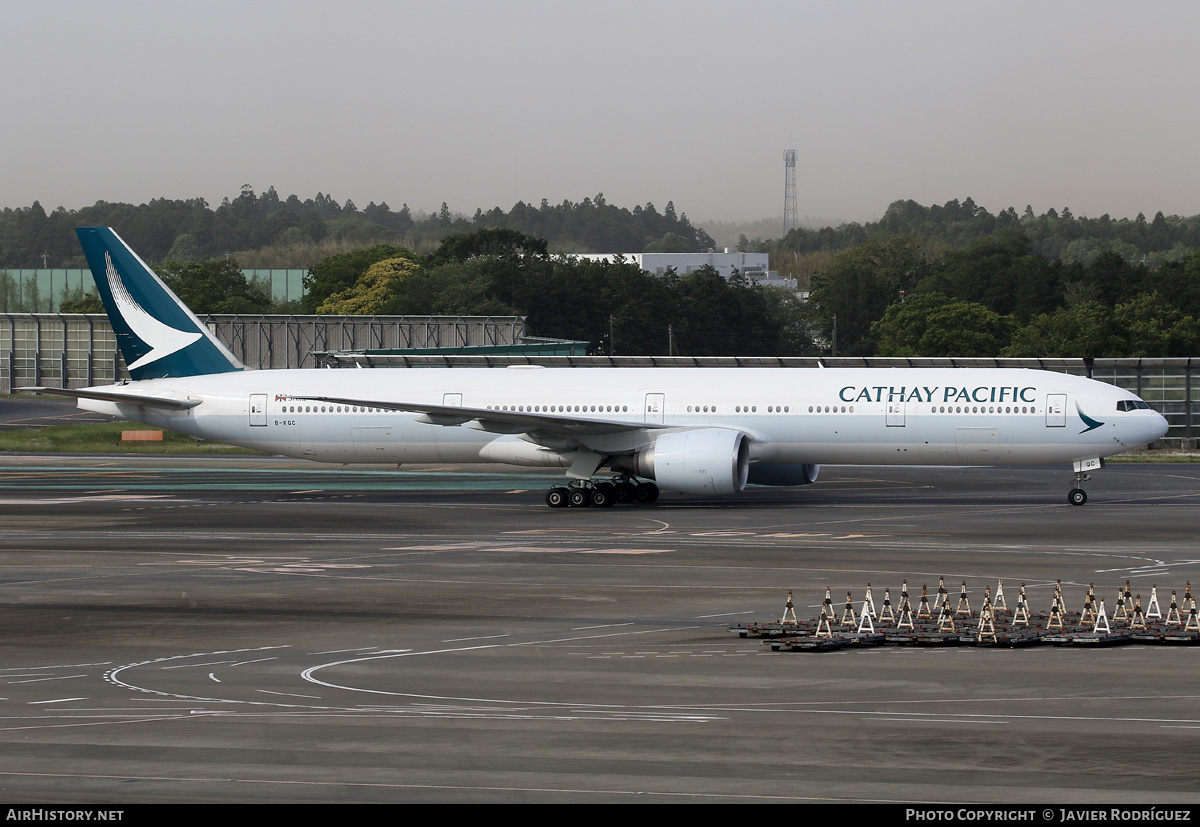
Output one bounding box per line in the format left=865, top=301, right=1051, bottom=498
left=571, top=251, right=793, bottom=288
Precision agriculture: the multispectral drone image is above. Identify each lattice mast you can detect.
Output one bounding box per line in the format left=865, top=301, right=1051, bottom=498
left=783, top=149, right=798, bottom=235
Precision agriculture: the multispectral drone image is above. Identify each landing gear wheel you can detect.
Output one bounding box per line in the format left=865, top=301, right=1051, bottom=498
left=568, top=488, right=591, bottom=508
left=634, top=482, right=660, bottom=504
left=590, top=486, right=614, bottom=508
left=613, top=481, right=635, bottom=504
left=546, top=487, right=569, bottom=508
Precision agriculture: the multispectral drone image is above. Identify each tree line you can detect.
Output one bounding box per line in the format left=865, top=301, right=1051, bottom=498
left=9, top=187, right=1200, bottom=358
left=808, top=230, right=1200, bottom=358
left=0, top=186, right=715, bottom=269
left=748, top=197, right=1200, bottom=285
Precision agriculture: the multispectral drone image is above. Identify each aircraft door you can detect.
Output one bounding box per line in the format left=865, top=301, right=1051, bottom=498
left=249, top=393, right=267, bottom=427
left=886, top=399, right=905, bottom=427
left=443, top=393, right=463, bottom=407
left=1046, top=394, right=1067, bottom=427
left=645, top=393, right=665, bottom=424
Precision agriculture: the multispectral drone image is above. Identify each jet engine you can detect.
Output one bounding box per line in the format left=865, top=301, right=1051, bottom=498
left=618, top=428, right=750, bottom=495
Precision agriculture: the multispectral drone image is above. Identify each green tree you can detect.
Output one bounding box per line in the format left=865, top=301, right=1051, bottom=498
left=1003, top=303, right=1120, bottom=358
left=165, top=232, right=202, bottom=262
left=643, top=232, right=694, bottom=253
left=426, top=227, right=549, bottom=265
left=1140, top=249, right=1200, bottom=317
left=1083, top=249, right=1142, bottom=307
left=301, top=244, right=415, bottom=313
left=59, top=284, right=104, bottom=313
left=317, top=257, right=421, bottom=315
left=808, top=237, right=929, bottom=355
left=918, top=228, right=1060, bottom=320
left=873, top=293, right=1015, bottom=357
left=1112, top=292, right=1200, bottom=357
left=158, top=258, right=272, bottom=314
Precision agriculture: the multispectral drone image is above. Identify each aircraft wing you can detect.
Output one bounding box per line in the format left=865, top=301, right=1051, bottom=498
left=291, top=395, right=666, bottom=437
left=20, top=386, right=202, bottom=410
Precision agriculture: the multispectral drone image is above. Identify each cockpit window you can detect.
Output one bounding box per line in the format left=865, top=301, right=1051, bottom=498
left=1116, top=400, right=1152, bottom=411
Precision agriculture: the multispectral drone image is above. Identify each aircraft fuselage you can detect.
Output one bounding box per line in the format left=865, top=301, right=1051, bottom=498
left=78, top=366, right=1165, bottom=470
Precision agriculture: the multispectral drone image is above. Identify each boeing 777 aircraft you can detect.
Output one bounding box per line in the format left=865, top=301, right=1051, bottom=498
left=23, top=227, right=1169, bottom=507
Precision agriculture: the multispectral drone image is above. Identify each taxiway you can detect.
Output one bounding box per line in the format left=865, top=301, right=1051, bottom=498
left=0, top=455, right=1198, bottom=803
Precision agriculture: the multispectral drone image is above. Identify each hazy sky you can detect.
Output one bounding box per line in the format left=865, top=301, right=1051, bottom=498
left=6, top=1, right=1198, bottom=225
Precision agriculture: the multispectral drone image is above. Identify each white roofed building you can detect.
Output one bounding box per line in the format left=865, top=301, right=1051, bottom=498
left=571, top=250, right=793, bottom=287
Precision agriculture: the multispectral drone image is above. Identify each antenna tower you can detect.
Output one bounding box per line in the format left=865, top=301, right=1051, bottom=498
left=783, top=149, right=798, bottom=235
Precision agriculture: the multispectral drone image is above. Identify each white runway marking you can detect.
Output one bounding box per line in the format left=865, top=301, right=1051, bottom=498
left=310, top=647, right=376, bottom=655
left=443, top=635, right=507, bottom=642
left=864, top=717, right=1009, bottom=724
left=256, top=690, right=322, bottom=699
left=5, top=675, right=86, bottom=684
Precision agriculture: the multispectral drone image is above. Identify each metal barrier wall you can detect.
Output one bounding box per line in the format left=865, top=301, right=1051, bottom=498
left=205, top=315, right=527, bottom=370
left=2, top=314, right=526, bottom=388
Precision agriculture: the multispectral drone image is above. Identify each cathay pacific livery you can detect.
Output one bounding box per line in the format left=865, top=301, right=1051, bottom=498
left=23, top=227, right=1169, bottom=507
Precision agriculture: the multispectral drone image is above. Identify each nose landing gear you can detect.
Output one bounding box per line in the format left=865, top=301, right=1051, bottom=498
left=1069, top=471, right=1090, bottom=505
left=1068, top=458, right=1103, bottom=506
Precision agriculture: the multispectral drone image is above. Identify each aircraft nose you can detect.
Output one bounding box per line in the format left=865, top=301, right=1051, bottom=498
left=1150, top=410, right=1170, bottom=442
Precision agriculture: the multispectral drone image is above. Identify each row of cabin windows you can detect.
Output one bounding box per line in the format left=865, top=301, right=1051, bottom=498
left=281, top=405, right=384, bottom=413
left=487, top=405, right=629, bottom=413
left=278, top=403, right=1046, bottom=416
left=933, top=405, right=1036, bottom=414
left=808, top=405, right=1038, bottom=415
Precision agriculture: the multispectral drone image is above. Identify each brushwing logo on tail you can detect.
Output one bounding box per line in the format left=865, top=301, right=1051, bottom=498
left=104, top=251, right=201, bottom=370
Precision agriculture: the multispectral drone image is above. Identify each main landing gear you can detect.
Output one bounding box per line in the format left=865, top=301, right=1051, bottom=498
left=544, top=475, right=659, bottom=508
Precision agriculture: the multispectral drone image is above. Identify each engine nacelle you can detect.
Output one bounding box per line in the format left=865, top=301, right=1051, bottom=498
left=624, top=428, right=750, bottom=496
left=746, top=463, right=820, bottom=487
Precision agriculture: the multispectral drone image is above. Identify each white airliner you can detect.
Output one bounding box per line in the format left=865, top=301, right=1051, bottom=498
left=24, top=227, right=1169, bottom=507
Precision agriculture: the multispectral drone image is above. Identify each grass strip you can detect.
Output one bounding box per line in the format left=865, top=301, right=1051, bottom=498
left=0, top=421, right=264, bottom=455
